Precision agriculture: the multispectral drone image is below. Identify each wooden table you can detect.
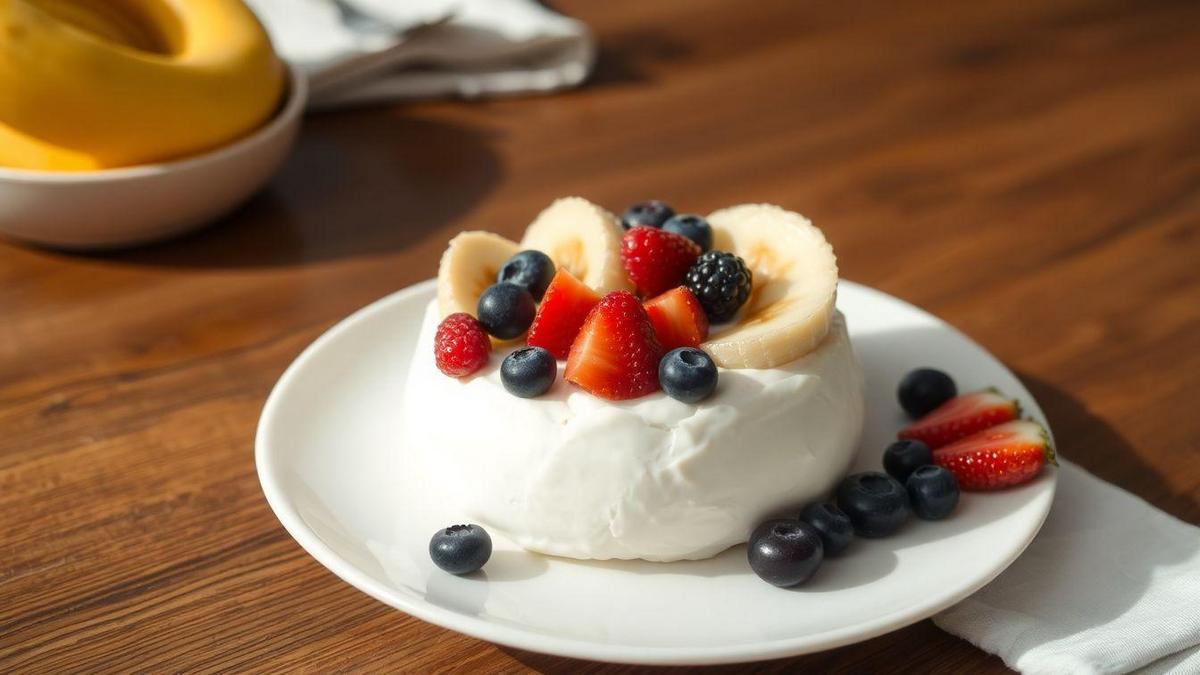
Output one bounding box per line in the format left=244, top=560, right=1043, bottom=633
left=3, top=0, right=1198, bottom=671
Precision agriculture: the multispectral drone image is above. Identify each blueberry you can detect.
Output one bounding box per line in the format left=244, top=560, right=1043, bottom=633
left=799, top=502, right=854, bottom=556
left=898, top=368, right=957, bottom=418
left=662, top=214, right=713, bottom=252
left=835, top=472, right=910, bottom=538
left=476, top=283, right=536, bottom=339
left=621, top=200, right=675, bottom=229
left=659, top=347, right=718, bottom=403
left=906, top=465, right=960, bottom=521
left=747, top=519, right=824, bottom=587
left=501, top=346, right=557, bottom=398
left=497, top=250, right=556, bottom=302
left=883, top=439, right=933, bottom=483
left=429, top=524, right=492, bottom=574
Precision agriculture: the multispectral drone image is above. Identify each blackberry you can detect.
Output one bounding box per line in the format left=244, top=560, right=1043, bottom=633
left=683, top=251, right=753, bottom=323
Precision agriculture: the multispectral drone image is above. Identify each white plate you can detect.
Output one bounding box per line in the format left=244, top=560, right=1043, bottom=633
left=256, top=280, right=1056, bottom=665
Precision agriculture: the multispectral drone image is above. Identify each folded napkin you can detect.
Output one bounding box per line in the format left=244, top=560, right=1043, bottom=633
left=935, top=460, right=1200, bottom=674
left=245, top=0, right=595, bottom=109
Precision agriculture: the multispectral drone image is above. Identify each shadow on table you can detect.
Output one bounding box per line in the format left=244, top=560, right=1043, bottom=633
left=74, top=111, right=502, bottom=269
left=588, top=28, right=694, bottom=88
left=1016, top=371, right=1199, bottom=521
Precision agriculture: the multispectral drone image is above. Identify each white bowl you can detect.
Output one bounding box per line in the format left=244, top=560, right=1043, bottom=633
left=0, top=63, right=306, bottom=250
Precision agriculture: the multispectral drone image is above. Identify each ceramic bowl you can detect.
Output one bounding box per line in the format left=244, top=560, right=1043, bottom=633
left=0, top=63, right=306, bottom=250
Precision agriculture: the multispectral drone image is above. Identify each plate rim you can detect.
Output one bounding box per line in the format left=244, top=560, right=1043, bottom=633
left=255, top=278, right=1056, bottom=665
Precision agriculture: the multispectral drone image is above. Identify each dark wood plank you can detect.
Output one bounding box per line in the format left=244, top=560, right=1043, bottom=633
left=2, top=0, right=1198, bottom=671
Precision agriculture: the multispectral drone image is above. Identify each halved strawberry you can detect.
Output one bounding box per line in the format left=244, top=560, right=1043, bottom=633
left=643, top=287, right=709, bottom=351
left=933, top=420, right=1056, bottom=490
left=565, top=291, right=663, bottom=400
left=898, top=389, right=1020, bottom=449
left=621, top=226, right=702, bottom=298
left=526, top=269, right=601, bottom=359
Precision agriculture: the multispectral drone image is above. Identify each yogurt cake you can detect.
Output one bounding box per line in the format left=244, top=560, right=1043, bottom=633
left=404, top=198, right=865, bottom=562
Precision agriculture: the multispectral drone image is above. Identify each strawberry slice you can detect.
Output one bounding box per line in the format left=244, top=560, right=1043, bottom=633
left=526, top=269, right=601, bottom=359
left=643, top=287, right=709, bottom=351
left=898, top=389, right=1020, bottom=449
left=621, top=226, right=701, bottom=298
left=565, top=291, right=663, bottom=400
left=933, top=420, right=1056, bottom=490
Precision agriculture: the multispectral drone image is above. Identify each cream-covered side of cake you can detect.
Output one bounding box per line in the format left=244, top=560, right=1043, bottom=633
left=404, top=301, right=864, bottom=562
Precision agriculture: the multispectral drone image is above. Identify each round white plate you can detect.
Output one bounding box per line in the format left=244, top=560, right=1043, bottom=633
left=256, top=280, right=1056, bottom=665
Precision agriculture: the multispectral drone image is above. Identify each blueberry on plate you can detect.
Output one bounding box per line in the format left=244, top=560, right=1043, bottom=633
left=662, top=214, right=713, bottom=252
left=883, top=439, right=933, bottom=483
left=659, top=347, right=718, bottom=403
left=477, top=282, right=536, bottom=339
left=621, top=200, right=674, bottom=229
left=897, top=367, right=957, bottom=418
left=501, top=346, right=557, bottom=398
left=429, top=524, right=493, bottom=574
left=835, top=472, right=911, bottom=538
left=799, top=502, right=854, bottom=556
left=906, top=465, right=960, bottom=521
left=747, top=519, right=824, bottom=587
left=497, top=250, right=556, bottom=302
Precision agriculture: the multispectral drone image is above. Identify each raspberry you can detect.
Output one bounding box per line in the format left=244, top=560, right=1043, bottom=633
left=434, top=313, right=491, bottom=377
left=621, top=226, right=701, bottom=298
left=684, top=251, right=753, bottom=323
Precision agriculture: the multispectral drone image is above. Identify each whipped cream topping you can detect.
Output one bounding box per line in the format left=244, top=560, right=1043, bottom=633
left=403, top=301, right=865, bottom=562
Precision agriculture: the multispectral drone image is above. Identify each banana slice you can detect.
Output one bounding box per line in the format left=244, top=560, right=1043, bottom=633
left=702, top=204, right=838, bottom=369
left=520, top=197, right=632, bottom=293
left=437, top=231, right=521, bottom=318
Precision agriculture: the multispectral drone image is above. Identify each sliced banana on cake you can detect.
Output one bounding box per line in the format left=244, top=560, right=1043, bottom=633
left=520, top=197, right=632, bottom=293
left=437, top=231, right=521, bottom=318
left=703, top=204, right=839, bottom=369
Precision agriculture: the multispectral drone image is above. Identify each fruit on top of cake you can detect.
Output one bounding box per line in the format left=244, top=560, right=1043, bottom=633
left=905, top=465, right=960, bottom=520
left=525, top=269, right=601, bottom=359
left=933, top=420, right=1056, bottom=490
left=799, top=502, right=854, bottom=556
left=683, top=250, right=753, bottom=324
left=658, top=347, right=718, bottom=403
left=747, top=519, right=824, bottom=587
left=883, top=439, right=934, bottom=483
left=520, top=197, right=632, bottom=294
left=437, top=231, right=521, bottom=318
left=0, top=0, right=284, bottom=170
left=621, top=226, right=702, bottom=298
left=662, top=214, right=713, bottom=252
left=621, top=200, right=675, bottom=229
left=703, top=204, right=838, bottom=369
left=835, top=472, right=911, bottom=538
left=497, top=250, right=556, bottom=302
left=500, top=346, right=557, bottom=398
left=898, top=389, right=1020, bottom=449
left=434, top=313, right=491, bottom=378
left=643, top=287, right=709, bottom=351
left=564, top=291, right=663, bottom=400
left=476, top=283, right=536, bottom=340
left=898, top=368, right=958, bottom=418
left=429, top=524, right=492, bottom=575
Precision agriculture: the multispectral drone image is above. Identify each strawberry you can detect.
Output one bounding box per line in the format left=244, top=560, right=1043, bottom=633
left=621, top=226, right=702, bottom=298
left=933, top=420, right=1056, bottom=490
left=526, top=269, right=601, bottom=359
left=434, top=313, right=491, bottom=377
left=643, top=287, right=709, bottom=351
left=565, top=291, right=663, bottom=400
left=898, top=389, right=1020, bottom=449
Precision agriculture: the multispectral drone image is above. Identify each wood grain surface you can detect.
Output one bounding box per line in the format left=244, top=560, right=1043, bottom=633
left=3, top=0, right=1199, bottom=671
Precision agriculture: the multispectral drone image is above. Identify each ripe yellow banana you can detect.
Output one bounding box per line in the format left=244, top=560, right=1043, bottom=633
left=0, top=0, right=284, bottom=170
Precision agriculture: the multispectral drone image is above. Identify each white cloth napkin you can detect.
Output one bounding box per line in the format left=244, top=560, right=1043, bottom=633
left=935, top=460, right=1200, bottom=674
left=244, top=0, right=595, bottom=109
